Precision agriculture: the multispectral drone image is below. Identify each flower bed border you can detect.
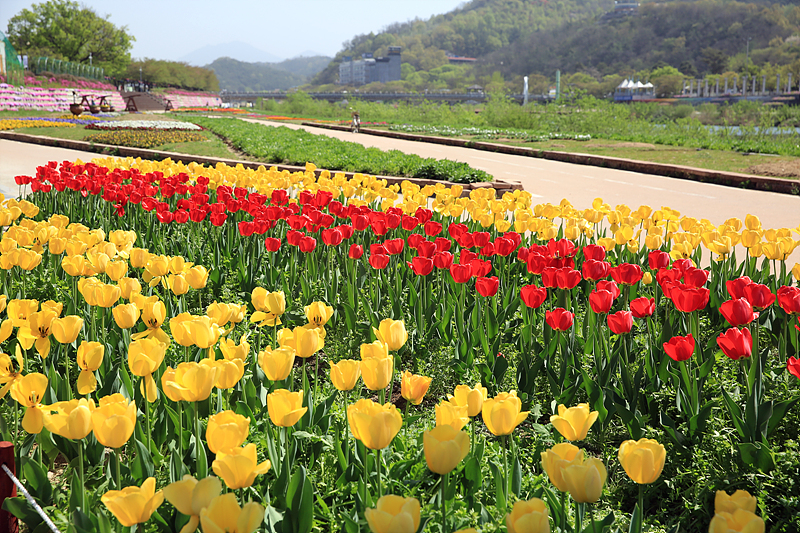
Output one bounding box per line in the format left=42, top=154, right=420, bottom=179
left=0, top=130, right=522, bottom=197
left=304, top=122, right=800, bottom=196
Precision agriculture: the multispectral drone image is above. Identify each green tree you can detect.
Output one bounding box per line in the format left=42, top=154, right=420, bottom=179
left=6, top=0, right=134, bottom=76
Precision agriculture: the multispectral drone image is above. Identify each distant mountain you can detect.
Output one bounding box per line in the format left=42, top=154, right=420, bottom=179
left=206, top=56, right=331, bottom=92
left=180, top=41, right=282, bottom=66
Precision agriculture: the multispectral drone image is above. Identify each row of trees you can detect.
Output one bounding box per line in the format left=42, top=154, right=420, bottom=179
left=6, top=0, right=217, bottom=91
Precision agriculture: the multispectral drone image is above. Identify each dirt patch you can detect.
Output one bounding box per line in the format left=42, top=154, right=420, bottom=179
left=744, top=160, right=800, bottom=179
left=591, top=142, right=656, bottom=149
left=549, top=143, right=566, bottom=148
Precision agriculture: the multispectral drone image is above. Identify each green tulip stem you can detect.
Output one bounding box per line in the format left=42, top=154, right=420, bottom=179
left=64, top=344, right=71, bottom=401
left=375, top=448, right=383, bottom=499
left=77, top=441, right=86, bottom=511
left=283, top=427, right=290, bottom=479
left=502, top=435, right=509, bottom=510
left=441, top=472, right=449, bottom=533
left=140, top=377, right=152, bottom=447
left=403, top=400, right=410, bottom=441
left=560, top=491, right=567, bottom=533
left=589, top=503, right=598, bottom=533
left=193, top=404, right=201, bottom=474
left=130, top=523, right=137, bottom=533
left=637, top=484, right=645, bottom=533
left=115, top=448, right=122, bottom=489
left=379, top=387, right=385, bottom=406
left=302, top=361, right=308, bottom=406
left=37, top=433, right=43, bottom=467
left=343, top=391, right=350, bottom=466
left=574, top=501, right=582, bottom=533
left=177, top=400, right=183, bottom=466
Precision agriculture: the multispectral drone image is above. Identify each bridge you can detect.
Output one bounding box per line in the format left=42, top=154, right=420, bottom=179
left=220, top=91, right=553, bottom=105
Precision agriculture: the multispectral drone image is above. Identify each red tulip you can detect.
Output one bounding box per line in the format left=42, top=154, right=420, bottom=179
left=476, top=276, right=499, bottom=297
left=415, top=208, right=433, bottom=224
left=210, top=212, right=227, bottom=226
left=671, top=259, right=693, bottom=274
left=384, top=239, right=404, bottom=255
left=434, top=237, right=452, bottom=253
left=610, top=263, right=644, bottom=286
left=664, top=334, right=695, bottom=361
left=460, top=250, right=477, bottom=265
left=417, top=240, right=437, bottom=258
left=456, top=232, right=474, bottom=248
left=671, top=286, right=709, bottom=313
left=401, top=216, right=419, bottom=231
left=271, top=189, right=289, bottom=205
left=778, top=286, right=800, bottom=315
left=743, top=283, right=775, bottom=310
left=470, top=259, right=492, bottom=278
left=526, top=253, right=548, bottom=275
left=407, top=233, right=425, bottom=249
left=479, top=242, right=496, bottom=257
left=450, top=263, right=472, bottom=284
left=265, top=238, right=281, bottom=252
left=369, top=254, right=390, bottom=269
left=582, top=259, right=611, bottom=281
left=472, top=232, right=491, bottom=248
left=156, top=210, right=174, bottom=224
left=546, top=308, right=574, bottom=331
left=589, top=289, right=614, bottom=314
left=648, top=250, right=670, bottom=270
left=409, top=257, right=434, bottom=276
left=608, top=311, right=633, bottom=334
left=788, top=356, right=800, bottom=381
left=520, top=284, right=547, bottom=309
left=719, top=298, right=756, bottom=327
left=370, top=244, right=388, bottom=256
left=352, top=214, right=370, bottom=231
left=541, top=267, right=558, bottom=288
left=321, top=228, right=343, bottom=246
left=548, top=239, right=577, bottom=260
left=630, top=297, right=655, bottom=318
left=286, top=230, right=303, bottom=247
left=494, top=237, right=517, bottom=257
left=726, top=276, right=752, bottom=300
left=596, top=280, right=620, bottom=300
left=299, top=236, right=317, bottom=253
left=582, top=244, right=606, bottom=261
left=348, top=244, right=364, bottom=259
left=556, top=268, right=582, bottom=290
left=424, top=221, right=443, bottom=236
left=433, top=251, right=453, bottom=270
left=682, top=267, right=710, bottom=288
left=717, top=327, right=752, bottom=360
left=448, top=223, right=468, bottom=240
left=174, top=210, right=189, bottom=224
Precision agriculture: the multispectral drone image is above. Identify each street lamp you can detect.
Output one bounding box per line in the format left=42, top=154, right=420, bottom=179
left=746, top=37, right=752, bottom=64
left=89, top=52, right=92, bottom=66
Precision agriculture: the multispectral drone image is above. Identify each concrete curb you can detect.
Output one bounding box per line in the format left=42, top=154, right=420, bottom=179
left=303, top=122, right=800, bottom=196
left=0, top=130, right=522, bottom=197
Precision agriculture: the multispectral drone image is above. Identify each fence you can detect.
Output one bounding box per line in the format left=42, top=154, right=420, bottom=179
left=30, top=57, right=104, bottom=81
left=0, top=31, right=24, bottom=86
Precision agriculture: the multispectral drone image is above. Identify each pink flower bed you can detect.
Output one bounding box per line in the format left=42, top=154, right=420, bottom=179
left=0, top=84, right=125, bottom=112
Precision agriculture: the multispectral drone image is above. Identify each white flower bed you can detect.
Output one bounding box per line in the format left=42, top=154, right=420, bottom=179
left=89, top=120, right=202, bottom=130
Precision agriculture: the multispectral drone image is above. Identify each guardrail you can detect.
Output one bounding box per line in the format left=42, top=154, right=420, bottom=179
left=30, top=57, right=104, bottom=80
left=221, top=92, right=553, bottom=104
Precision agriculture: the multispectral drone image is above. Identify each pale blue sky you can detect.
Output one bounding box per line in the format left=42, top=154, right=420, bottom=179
left=1, top=0, right=466, bottom=62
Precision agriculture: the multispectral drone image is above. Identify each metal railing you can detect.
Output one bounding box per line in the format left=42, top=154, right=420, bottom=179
left=30, top=57, right=104, bottom=80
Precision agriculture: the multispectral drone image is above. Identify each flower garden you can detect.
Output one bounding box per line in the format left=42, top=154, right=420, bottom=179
left=0, top=154, right=798, bottom=533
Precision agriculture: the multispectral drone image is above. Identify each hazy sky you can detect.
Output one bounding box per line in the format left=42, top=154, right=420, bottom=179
left=1, top=0, right=466, bottom=62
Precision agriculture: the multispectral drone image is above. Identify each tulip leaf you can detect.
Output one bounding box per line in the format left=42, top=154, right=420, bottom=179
left=2, top=496, right=43, bottom=529
left=511, top=455, right=522, bottom=497
left=489, top=461, right=506, bottom=512
left=264, top=504, right=285, bottom=533
left=23, top=460, right=52, bottom=505
left=738, top=441, right=776, bottom=472
left=768, top=397, right=800, bottom=436
left=627, top=502, right=642, bottom=533
left=196, top=435, right=208, bottom=479
left=287, top=466, right=314, bottom=533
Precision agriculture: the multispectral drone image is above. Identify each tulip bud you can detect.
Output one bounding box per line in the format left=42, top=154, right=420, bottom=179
left=365, top=495, right=420, bottom=533
left=550, top=403, right=598, bottom=441
left=715, top=490, right=757, bottom=514
left=449, top=384, right=487, bottom=417
left=258, top=346, right=296, bottom=381
left=267, top=389, right=307, bottom=427
left=212, top=443, right=271, bottom=490
left=709, top=509, right=765, bottom=533
left=482, top=391, right=528, bottom=436
left=91, top=393, right=136, bottom=448
left=207, top=410, right=250, bottom=454
left=44, top=398, right=95, bottom=440
left=541, top=442, right=584, bottom=492
left=348, top=398, right=402, bottom=450
left=200, top=493, right=265, bottom=533
left=51, top=315, right=84, bottom=344
left=562, top=456, right=607, bottom=503
left=435, top=399, right=469, bottom=431
left=423, top=424, right=469, bottom=475
left=618, top=438, right=666, bottom=484
left=506, top=498, right=550, bottom=533
left=330, top=359, right=361, bottom=391
left=400, top=371, right=432, bottom=406
left=374, top=319, right=408, bottom=351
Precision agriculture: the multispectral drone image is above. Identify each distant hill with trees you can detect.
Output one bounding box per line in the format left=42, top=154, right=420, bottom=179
left=308, top=0, right=800, bottom=97
left=125, top=59, right=219, bottom=92
left=207, top=56, right=332, bottom=92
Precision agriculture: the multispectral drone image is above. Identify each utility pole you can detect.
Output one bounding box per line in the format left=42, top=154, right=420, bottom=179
left=746, top=37, right=752, bottom=65
left=89, top=52, right=92, bottom=66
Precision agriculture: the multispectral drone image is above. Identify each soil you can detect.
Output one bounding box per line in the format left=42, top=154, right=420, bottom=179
left=591, top=142, right=657, bottom=149
left=744, top=160, right=800, bottom=179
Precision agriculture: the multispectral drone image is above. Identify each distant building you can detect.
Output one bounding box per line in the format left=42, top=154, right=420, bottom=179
left=598, top=1, right=639, bottom=24
left=339, top=47, right=401, bottom=86
left=446, top=54, right=477, bottom=64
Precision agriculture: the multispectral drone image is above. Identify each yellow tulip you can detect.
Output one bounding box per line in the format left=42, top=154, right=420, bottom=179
left=435, top=399, right=469, bottom=431
left=715, top=490, right=757, bottom=514
left=642, top=272, right=653, bottom=285
left=423, top=424, right=469, bottom=475
left=0, top=347, right=23, bottom=399
left=207, top=302, right=235, bottom=327
left=348, top=398, right=403, bottom=450
left=145, top=254, right=170, bottom=278
left=118, top=277, right=142, bottom=300
left=220, top=334, right=250, bottom=362
left=793, top=263, right=800, bottom=282
left=618, top=438, right=666, bottom=484
left=400, top=371, right=431, bottom=406
left=42, top=300, right=63, bottom=317
left=94, top=283, right=121, bottom=308
left=129, top=248, right=150, bottom=268
left=360, top=340, right=389, bottom=360
left=374, top=319, right=408, bottom=351
left=329, top=359, right=361, bottom=391
left=128, top=337, right=167, bottom=377
left=211, top=443, right=271, bottom=490
left=251, top=289, right=286, bottom=326
left=185, top=266, right=209, bottom=289
left=305, top=301, right=334, bottom=327
left=541, top=443, right=585, bottom=492
left=131, top=299, right=170, bottom=346
left=76, top=341, right=104, bottom=394
left=18, top=308, right=57, bottom=359
left=258, top=346, right=296, bottom=381
left=482, top=391, right=528, bottom=436
left=361, top=353, right=393, bottom=391
left=186, top=316, right=222, bottom=349
left=449, top=384, right=488, bottom=417
left=91, top=393, right=136, bottom=448
left=267, top=389, right=307, bottom=427
left=550, top=403, right=598, bottom=441
left=207, top=410, right=250, bottom=454
left=708, top=510, right=765, bottom=533
left=162, top=362, right=218, bottom=402
left=15, top=249, right=42, bottom=270
left=113, top=303, right=140, bottom=329
left=61, top=255, right=90, bottom=277
left=7, top=299, right=39, bottom=328
left=168, top=274, right=190, bottom=296
left=213, top=358, right=245, bottom=389
left=10, top=372, right=48, bottom=433
left=744, top=214, right=762, bottom=231
left=169, top=256, right=188, bottom=275
left=163, top=475, right=222, bottom=533
left=51, top=315, right=83, bottom=344
left=169, top=313, right=196, bottom=347
left=278, top=326, right=321, bottom=358
left=101, top=477, right=164, bottom=527
left=49, top=236, right=67, bottom=255
left=506, top=498, right=550, bottom=533
left=43, top=398, right=95, bottom=440
left=365, top=495, right=420, bottom=533
left=0, top=295, right=6, bottom=315
left=105, top=260, right=128, bottom=281
left=562, top=456, right=607, bottom=503
left=199, top=493, right=265, bottom=533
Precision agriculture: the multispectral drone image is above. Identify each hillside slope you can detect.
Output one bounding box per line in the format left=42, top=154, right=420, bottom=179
left=207, top=56, right=331, bottom=92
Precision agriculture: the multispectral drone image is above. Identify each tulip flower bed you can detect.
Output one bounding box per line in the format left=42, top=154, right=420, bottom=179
left=386, top=124, right=592, bottom=143
left=190, top=117, right=493, bottom=184
left=85, top=121, right=204, bottom=131
left=0, top=119, right=78, bottom=131
left=83, top=130, right=210, bottom=149
left=2, top=155, right=800, bottom=533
